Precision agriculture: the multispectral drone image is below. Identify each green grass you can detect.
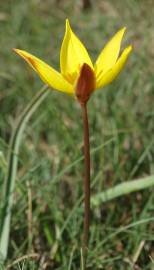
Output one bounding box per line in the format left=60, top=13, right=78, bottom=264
left=0, top=0, right=154, bottom=269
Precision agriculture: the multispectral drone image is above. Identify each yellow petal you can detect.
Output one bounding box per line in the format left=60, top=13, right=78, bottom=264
left=95, top=27, right=126, bottom=80
left=96, top=45, right=132, bottom=89
left=60, top=19, right=93, bottom=84
left=14, top=49, right=73, bottom=94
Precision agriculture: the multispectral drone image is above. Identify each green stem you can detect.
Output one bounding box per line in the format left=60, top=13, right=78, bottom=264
left=81, top=103, right=91, bottom=268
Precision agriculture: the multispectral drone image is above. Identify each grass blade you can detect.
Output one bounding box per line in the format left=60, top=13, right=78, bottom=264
left=91, top=175, right=154, bottom=206
left=0, top=85, right=49, bottom=261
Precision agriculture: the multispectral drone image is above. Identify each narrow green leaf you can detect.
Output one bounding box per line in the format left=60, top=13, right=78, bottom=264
left=0, top=85, right=49, bottom=262
left=0, top=151, right=7, bottom=173
left=91, top=175, right=154, bottom=207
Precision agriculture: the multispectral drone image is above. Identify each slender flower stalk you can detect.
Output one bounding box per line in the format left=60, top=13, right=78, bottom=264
left=14, top=19, right=132, bottom=268
left=75, top=63, right=95, bottom=265
left=81, top=103, right=90, bottom=263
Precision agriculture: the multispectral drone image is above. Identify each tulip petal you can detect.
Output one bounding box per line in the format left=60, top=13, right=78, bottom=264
left=14, top=49, right=73, bottom=94
left=60, top=19, right=93, bottom=84
left=95, top=27, right=126, bottom=80
left=96, top=45, right=132, bottom=89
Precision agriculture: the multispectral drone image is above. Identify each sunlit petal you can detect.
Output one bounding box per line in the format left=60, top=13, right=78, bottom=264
left=95, top=27, right=126, bottom=80
left=60, top=19, right=93, bottom=84
left=96, top=45, right=132, bottom=89
left=14, top=49, right=73, bottom=94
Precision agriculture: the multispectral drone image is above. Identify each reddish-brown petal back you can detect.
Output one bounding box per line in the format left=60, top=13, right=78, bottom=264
left=75, top=63, right=95, bottom=104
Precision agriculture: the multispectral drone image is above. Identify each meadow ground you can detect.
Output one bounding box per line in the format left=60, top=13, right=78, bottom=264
left=0, top=0, right=154, bottom=269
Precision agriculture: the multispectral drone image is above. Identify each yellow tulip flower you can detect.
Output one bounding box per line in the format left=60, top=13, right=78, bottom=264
left=14, top=19, right=132, bottom=104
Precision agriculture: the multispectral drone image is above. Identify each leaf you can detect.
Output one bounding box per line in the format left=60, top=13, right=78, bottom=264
left=91, top=175, right=154, bottom=207
left=0, top=85, right=49, bottom=262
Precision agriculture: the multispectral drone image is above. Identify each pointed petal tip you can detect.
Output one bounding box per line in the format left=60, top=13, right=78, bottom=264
left=13, top=48, right=25, bottom=57
left=119, top=26, right=127, bottom=36
left=66, top=18, right=71, bottom=31
left=123, top=26, right=127, bottom=32
left=66, top=18, right=69, bottom=25
left=13, top=48, right=19, bottom=53
left=13, top=49, right=38, bottom=70
left=124, top=45, right=133, bottom=54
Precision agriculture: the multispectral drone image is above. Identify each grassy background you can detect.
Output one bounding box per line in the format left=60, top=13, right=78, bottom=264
left=0, top=0, right=154, bottom=269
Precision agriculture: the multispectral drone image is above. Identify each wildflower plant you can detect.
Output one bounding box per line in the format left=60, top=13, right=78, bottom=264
left=14, top=19, right=132, bottom=268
